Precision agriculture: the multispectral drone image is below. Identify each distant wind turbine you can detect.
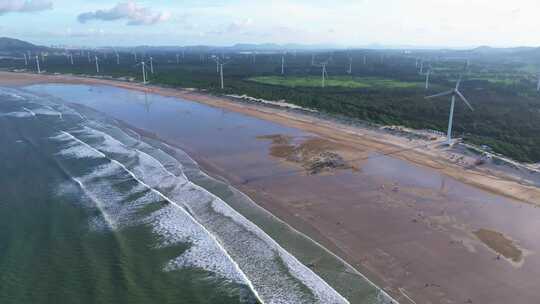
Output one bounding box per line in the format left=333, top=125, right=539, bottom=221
left=212, top=57, right=232, bottom=89
left=70, top=53, right=74, bottom=65
left=116, top=52, right=120, bottom=65
left=425, top=78, right=474, bottom=145
left=281, top=53, right=285, bottom=75
left=314, top=60, right=329, bottom=88
left=35, top=56, right=40, bottom=74
left=95, top=56, right=100, bottom=73
left=150, top=57, right=154, bottom=74
left=23, top=53, right=28, bottom=66
left=425, top=68, right=431, bottom=90
left=136, top=61, right=148, bottom=85
left=212, top=55, right=220, bottom=74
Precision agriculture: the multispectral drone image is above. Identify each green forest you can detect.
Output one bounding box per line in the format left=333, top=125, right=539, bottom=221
left=2, top=47, right=540, bottom=163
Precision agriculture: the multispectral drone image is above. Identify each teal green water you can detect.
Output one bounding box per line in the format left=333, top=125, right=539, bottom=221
left=0, top=86, right=396, bottom=304
left=0, top=91, right=256, bottom=304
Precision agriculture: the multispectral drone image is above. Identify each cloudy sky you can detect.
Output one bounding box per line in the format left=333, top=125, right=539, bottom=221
left=0, top=0, right=538, bottom=47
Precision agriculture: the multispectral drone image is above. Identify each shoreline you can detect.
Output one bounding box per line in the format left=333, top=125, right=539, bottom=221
left=2, top=71, right=538, bottom=206
left=7, top=72, right=540, bottom=303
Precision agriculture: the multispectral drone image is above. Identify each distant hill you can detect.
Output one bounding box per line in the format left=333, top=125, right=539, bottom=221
left=114, top=43, right=344, bottom=54
left=0, top=37, right=47, bottom=54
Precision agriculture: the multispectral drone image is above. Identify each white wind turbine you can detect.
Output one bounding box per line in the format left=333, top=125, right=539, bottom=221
left=95, top=56, right=100, bottom=73
left=425, top=67, right=432, bottom=90
left=70, top=53, right=74, bottom=65
left=281, top=53, right=286, bottom=75
left=135, top=61, right=148, bottom=85
left=116, top=52, right=120, bottom=65
left=313, top=60, right=329, bottom=88
left=425, top=78, right=474, bottom=145
left=150, top=57, right=154, bottom=74
left=347, top=55, right=352, bottom=74
left=23, top=53, right=28, bottom=66
left=35, top=56, right=41, bottom=74
left=211, top=55, right=219, bottom=73
left=213, top=57, right=232, bottom=89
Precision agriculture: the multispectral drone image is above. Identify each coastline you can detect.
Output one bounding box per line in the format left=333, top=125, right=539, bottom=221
left=4, top=72, right=540, bottom=304
left=2, top=71, right=538, bottom=206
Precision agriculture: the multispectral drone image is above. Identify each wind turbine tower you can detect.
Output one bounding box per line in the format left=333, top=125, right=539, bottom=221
left=116, top=53, right=120, bottom=65
left=95, top=56, right=100, bottom=73
left=347, top=56, right=353, bottom=74
left=70, top=54, right=74, bottom=65
left=23, top=53, right=28, bottom=66
left=150, top=57, right=154, bottom=74
left=220, top=63, right=224, bottom=89
left=281, top=54, right=285, bottom=75
left=35, top=56, right=41, bottom=74
left=141, top=62, right=147, bottom=85
left=313, top=61, right=329, bottom=88
left=425, top=69, right=431, bottom=90
left=425, top=78, right=474, bottom=145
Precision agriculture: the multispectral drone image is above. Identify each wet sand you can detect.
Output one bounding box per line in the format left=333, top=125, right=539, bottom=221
left=3, top=72, right=540, bottom=304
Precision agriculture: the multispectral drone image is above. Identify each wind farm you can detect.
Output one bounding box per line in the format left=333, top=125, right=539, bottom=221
left=1, top=1, right=540, bottom=304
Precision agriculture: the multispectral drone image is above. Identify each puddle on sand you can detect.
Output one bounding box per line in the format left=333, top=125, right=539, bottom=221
left=474, top=229, right=523, bottom=263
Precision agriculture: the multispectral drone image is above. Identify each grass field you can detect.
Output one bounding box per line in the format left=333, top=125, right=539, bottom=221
left=249, top=76, right=423, bottom=89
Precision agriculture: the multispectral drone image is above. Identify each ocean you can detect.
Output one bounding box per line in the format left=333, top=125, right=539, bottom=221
left=0, top=85, right=393, bottom=304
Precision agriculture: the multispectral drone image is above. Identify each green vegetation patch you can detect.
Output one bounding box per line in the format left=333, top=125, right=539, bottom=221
left=249, top=76, right=422, bottom=89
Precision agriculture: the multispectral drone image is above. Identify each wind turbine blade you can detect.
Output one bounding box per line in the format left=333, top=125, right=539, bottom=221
left=456, top=90, right=474, bottom=111
left=425, top=90, right=454, bottom=99
left=455, top=77, right=462, bottom=90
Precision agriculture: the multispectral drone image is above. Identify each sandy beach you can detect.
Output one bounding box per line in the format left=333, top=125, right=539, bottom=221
left=3, top=71, right=540, bottom=303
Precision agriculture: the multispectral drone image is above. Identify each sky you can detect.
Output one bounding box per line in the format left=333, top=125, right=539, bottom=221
left=0, top=0, right=539, bottom=48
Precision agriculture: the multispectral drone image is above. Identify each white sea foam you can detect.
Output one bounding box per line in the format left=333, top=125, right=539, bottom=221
left=0, top=111, right=34, bottom=118
left=22, top=107, right=36, bottom=116
left=50, top=130, right=257, bottom=296
left=32, top=105, right=63, bottom=119
left=68, top=125, right=349, bottom=304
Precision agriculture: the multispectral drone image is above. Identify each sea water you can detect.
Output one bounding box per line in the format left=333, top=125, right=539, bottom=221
left=0, top=85, right=395, bottom=304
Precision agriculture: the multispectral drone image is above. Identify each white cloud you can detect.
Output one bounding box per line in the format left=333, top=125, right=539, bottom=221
left=77, top=1, right=170, bottom=26
left=0, top=0, right=52, bottom=15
